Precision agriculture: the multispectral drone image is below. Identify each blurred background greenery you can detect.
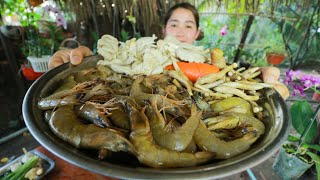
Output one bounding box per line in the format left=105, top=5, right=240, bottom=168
left=1, top=0, right=318, bottom=70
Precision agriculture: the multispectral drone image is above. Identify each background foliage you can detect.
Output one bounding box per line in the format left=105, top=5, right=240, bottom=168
left=196, top=0, right=319, bottom=68
left=1, top=0, right=319, bottom=69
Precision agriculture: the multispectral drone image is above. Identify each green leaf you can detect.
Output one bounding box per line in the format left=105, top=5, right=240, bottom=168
left=287, top=134, right=300, bottom=142
left=306, top=152, right=320, bottom=180
left=307, top=144, right=320, bottom=152
left=290, top=100, right=317, bottom=143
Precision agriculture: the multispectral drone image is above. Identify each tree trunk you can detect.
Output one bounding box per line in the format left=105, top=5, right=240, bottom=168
left=233, top=15, right=255, bottom=63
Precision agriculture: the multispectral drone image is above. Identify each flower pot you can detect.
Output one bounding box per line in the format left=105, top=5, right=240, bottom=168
left=27, top=55, right=51, bottom=72
left=272, top=147, right=313, bottom=179
left=313, top=92, right=320, bottom=102
left=266, top=53, right=286, bottom=65
left=27, top=0, right=43, bottom=7
left=21, top=66, right=44, bottom=81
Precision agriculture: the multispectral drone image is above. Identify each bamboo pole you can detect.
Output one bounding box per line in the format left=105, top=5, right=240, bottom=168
left=233, top=15, right=255, bottom=63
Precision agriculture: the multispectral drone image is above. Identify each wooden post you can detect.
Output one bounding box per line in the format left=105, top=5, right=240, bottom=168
left=233, top=15, right=255, bottom=63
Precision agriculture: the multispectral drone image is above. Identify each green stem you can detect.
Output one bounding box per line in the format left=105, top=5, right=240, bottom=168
left=0, top=156, right=39, bottom=180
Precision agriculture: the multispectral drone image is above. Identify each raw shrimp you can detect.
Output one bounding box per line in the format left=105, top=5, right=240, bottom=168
left=38, top=81, right=96, bottom=110
left=73, top=66, right=111, bottom=83
left=145, top=98, right=200, bottom=151
left=80, top=83, right=114, bottom=102
left=142, top=74, right=170, bottom=89
left=74, top=103, right=113, bottom=128
left=194, top=112, right=265, bottom=159
left=125, top=102, right=215, bottom=168
left=130, top=76, right=187, bottom=117
left=49, top=106, right=136, bottom=155
left=54, top=76, right=77, bottom=92
left=108, top=106, right=130, bottom=130
left=166, top=119, right=198, bottom=153
left=38, top=94, right=80, bottom=110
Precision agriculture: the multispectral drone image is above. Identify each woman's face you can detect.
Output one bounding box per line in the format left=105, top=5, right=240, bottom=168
left=163, top=8, right=200, bottom=44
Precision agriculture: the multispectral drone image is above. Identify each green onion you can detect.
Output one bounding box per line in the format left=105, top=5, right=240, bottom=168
left=0, top=156, right=39, bottom=180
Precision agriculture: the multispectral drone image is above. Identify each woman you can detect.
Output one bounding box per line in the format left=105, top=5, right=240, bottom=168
left=48, top=2, right=289, bottom=99
left=48, top=3, right=201, bottom=69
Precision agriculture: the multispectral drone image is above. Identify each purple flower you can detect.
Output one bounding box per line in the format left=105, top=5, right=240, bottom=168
left=51, top=7, right=61, bottom=14
left=284, top=70, right=293, bottom=84
left=43, top=5, right=67, bottom=29
left=300, top=75, right=320, bottom=89
left=292, top=84, right=306, bottom=97
left=220, top=26, right=227, bottom=36
left=284, top=69, right=320, bottom=97
left=43, top=5, right=53, bottom=13
left=56, top=14, right=67, bottom=29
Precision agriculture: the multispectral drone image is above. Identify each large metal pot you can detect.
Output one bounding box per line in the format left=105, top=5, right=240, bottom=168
left=23, top=55, right=290, bottom=179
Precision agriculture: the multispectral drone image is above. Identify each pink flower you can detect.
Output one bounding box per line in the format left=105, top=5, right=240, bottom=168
left=43, top=5, right=54, bottom=13
left=284, top=69, right=320, bottom=97
left=220, top=25, right=227, bottom=36
left=51, top=7, right=61, bottom=14
left=43, top=4, right=67, bottom=29
left=56, top=14, right=67, bottom=29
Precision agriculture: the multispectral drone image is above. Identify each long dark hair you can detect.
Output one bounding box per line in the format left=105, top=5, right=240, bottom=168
left=163, top=2, right=203, bottom=40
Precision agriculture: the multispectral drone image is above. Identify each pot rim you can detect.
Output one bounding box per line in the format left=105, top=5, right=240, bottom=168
left=22, top=55, right=291, bottom=179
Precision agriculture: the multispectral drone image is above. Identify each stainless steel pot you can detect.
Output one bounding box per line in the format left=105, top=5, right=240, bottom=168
left=23, top=55, right=290, bottom=179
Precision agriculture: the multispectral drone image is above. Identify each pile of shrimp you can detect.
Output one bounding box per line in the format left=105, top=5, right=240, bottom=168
left=38, top=62, right=270, bottom=168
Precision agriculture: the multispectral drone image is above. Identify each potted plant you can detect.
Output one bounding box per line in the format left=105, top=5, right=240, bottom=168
left=21, top=63, right=44, bottom=81
left=264, top=42, right=287, bottom=65
left=22, top=23, right=63, bottom=72
left=272, top=70, right=320, bottom=179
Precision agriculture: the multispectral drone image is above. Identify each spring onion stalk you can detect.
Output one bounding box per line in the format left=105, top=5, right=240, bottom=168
left=0, top=156, right=39, bottom=180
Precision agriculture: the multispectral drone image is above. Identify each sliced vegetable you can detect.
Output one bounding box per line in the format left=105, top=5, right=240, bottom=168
left=165, top=62, right=220, bottom=83
left=24, top=167, right=44, bottom=180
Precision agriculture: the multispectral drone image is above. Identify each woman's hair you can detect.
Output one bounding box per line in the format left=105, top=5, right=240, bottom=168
left=164, top=2, right=199, bottom=28
left=163, top=2, right=204, bottom=41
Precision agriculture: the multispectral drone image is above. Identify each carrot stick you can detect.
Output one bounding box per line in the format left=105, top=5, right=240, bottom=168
left=165, top=62, right=220, bottom=83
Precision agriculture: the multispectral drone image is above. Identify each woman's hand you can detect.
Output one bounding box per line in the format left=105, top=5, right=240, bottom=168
left=48, top=46, right=93, bottom=69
